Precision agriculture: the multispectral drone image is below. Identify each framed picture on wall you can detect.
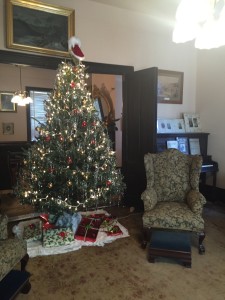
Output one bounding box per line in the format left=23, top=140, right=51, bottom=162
left=0, top=92, right=16, bottom=112
left=2, top=122, right=14, bottom=135
left=6, top=0, right=75, bottom=57
left=157, top=70, right=184, bottom=104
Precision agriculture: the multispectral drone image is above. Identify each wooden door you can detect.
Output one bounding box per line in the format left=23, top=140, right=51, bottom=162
left=122, top=67, right=158, bottom=208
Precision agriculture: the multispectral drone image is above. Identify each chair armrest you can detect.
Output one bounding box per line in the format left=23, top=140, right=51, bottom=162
left=186, top=190, right=206, bottom=214
left=141, top=188, right=158, bottom=210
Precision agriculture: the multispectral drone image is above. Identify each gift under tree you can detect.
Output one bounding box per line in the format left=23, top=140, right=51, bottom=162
left=14, top=37, right=125, bottom=215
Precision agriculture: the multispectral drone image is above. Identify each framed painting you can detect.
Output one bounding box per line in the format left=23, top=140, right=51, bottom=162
left=0, top=92, right=17, bottom=112
left=6, top=0, right=75, bottom=57
left=157, top=70, right=184, bottom=104
left=2, top=122, right=14, bottom=135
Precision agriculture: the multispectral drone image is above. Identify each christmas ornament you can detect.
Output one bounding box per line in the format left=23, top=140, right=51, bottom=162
left=70, top=81, right=76, bottom=88
left=82, top=121, right=87, bottom=127
left=45, top=135, right=51, bottom=142
left=59, top=135, right=64, bottom=142
left=68, top=36, right=85, bottom=61
left=106, top=180, right=112, bottom=186
left=67, top=157, right=73, bottom=164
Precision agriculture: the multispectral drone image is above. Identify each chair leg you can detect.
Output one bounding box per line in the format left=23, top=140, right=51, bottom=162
left=198, top=231, right=205, bottom=254
left=20, top=253, right=31, bottom=294
left=21, top=253, right=29, bottom=272
left=141, top=227, right=151, bottom=249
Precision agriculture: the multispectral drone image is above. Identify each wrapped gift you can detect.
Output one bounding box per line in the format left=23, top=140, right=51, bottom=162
left=105, top=225, right=123, bottom=236
left=13, top=218, right=42, bottom=242
left=23, top=221, right=42, bottom=241
left=101, top=217, right=123, bottom=236
left=40, top=213, right=58, bottom=230
left=43, top=227, right=75, bottom=247
left=75, top=216, right=104, bottom=242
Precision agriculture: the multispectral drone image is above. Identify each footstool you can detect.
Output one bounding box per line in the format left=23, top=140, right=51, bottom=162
left=148, top=229, right=192, bottom=268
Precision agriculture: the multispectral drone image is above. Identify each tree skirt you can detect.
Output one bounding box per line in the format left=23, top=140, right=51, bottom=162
left=20, top=210, right=129, bottom=258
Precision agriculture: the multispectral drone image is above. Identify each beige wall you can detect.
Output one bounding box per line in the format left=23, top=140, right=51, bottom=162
left=196, top=48, right=225, bottom=188
left=0, top=0, right=224, bottom=188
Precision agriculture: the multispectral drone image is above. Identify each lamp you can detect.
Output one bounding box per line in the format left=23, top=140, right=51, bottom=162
left=11, top=65, right=33, bottom=106
left=172, top=0, right=225, bottom=49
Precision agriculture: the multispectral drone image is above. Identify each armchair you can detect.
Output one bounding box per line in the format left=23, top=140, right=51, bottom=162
left=0, top=213, right=31, bottom=296
left=141, top=148, right=206, bottom=254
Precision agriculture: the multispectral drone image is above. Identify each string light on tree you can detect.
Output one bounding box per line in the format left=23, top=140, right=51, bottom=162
left=14, top=36, right=125, bottom=215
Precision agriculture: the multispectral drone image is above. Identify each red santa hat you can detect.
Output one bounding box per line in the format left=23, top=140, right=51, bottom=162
left=68, top=36, right=85, bottom=61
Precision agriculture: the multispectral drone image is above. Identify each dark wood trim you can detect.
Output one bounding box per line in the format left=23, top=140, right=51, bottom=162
left=0, top=50, right=134, bottom=75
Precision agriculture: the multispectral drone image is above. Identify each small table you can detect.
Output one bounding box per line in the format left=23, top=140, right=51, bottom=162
left=148, top=229, right=192, bottom=268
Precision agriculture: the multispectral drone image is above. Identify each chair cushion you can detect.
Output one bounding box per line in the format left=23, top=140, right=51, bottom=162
left=142, top=202, right=204, bottom=232
left=0, top=238, right=27, bottom=281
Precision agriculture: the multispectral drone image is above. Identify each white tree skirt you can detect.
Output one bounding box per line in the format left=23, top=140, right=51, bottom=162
left=25, top=210, right=129, bottom=258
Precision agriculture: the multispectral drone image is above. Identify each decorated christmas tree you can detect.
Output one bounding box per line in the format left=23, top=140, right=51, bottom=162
left=14, top=37, right=125, bottom=215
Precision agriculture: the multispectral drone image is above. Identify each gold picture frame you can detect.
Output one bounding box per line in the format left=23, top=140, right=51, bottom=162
left=6, top=0, right=75, bottom=57
left=0, top=92, right=17, bottom=112
left=157, top=70, right=184, bottom=104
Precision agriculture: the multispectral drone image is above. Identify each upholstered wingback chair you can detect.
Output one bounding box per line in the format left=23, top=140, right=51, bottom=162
left=141, top=148, right=206, bottom=254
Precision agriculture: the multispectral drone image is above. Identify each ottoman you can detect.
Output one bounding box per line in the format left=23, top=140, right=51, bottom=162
left=148, top=229, right=192, bottom=268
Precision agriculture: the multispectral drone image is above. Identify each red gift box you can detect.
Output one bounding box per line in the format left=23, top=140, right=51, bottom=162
left=40, top=213, right=58, bottom=230
left=106, top=225, right=123, bottom=236
left=74, top=216, right=104, bottom=242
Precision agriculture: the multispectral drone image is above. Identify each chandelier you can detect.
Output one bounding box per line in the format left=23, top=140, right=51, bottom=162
left=11, top=65, right=33, bottom=106
left=172, top=0, right=225, bottom=49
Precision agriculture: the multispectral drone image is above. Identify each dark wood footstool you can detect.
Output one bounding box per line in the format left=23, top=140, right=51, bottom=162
left=148, top=229, right=192, bottom=268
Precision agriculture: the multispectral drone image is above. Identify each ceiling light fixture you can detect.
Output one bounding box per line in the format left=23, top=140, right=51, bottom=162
left=11, top=65, right=33, bottom=106
left=172, top=0, right=225, bottom=49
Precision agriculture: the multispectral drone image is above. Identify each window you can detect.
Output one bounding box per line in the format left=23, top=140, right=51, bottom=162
left=26, top=87, right=51, bottom=141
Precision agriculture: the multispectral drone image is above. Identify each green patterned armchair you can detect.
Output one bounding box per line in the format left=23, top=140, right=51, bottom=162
left=0, top=213, right=31, bottom=293
left=141, top=148, right=206, bottom=254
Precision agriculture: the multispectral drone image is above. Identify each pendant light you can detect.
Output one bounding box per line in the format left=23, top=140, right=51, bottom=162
left=11, top=65, right=33, bottom=106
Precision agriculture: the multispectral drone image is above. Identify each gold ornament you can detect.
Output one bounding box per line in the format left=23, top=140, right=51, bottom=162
left=67, top=180, right=72, bottom=186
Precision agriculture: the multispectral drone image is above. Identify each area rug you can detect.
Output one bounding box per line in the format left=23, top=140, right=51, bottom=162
left=17, top=209, right=129, bottom=258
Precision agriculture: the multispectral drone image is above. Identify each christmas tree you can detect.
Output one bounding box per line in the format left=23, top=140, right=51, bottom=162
left=14, top=37, right=125, bottom=215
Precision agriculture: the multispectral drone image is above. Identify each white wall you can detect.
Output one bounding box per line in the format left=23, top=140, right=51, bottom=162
left=196, top=48, right=225, bottom=189
left=0, top=0, right=224, bottom=188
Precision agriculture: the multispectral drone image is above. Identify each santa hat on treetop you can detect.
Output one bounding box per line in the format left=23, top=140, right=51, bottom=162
left=68, top=36, right=85, bottom=61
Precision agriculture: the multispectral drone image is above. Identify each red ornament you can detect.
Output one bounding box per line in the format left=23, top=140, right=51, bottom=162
left=59, top=135, right=64, bottom=142
left=45, top=135, right=51, bottom=142
left=91, top=139, right=95, bottom=145
left=106, top=180, right=112, bottom=186
left=72, top=109, right=79, bottom=115
left=82, top=121, right=87, bottom=127
left=67, top=157, right=73, bottom=164
left=70, top=81, right=75, bottom=88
